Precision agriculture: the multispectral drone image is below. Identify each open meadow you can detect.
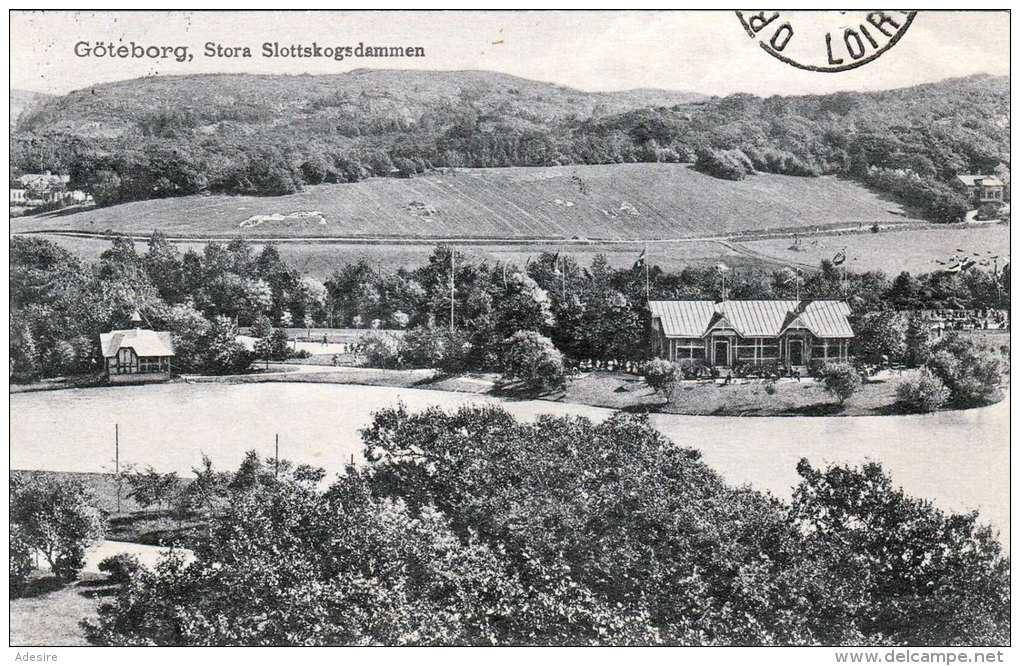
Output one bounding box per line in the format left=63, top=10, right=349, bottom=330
left=11, top=164, right=916, bottom=241
left=738, top=223, right=1011, bottom=275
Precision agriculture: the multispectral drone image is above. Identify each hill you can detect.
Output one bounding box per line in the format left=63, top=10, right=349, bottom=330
left=10, top=71, right=1008, bottom=225
left=10, top=89, right=52, bottom=129
left=10, top=163, right=916, bottom=241
left=16, top=69, right=706, bottom=138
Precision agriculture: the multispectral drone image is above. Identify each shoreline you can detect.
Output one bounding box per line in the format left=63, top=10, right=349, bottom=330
left=11, top=365, right=1006, bottom=418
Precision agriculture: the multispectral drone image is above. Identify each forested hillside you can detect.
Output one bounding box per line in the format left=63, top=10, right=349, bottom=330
left=9, top=89, right=52, bottom=129
left=11, top=71, right=1009, bottom=223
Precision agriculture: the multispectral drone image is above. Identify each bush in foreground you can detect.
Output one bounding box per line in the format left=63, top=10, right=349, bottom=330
left=84, top=406, right=1010, bottom=646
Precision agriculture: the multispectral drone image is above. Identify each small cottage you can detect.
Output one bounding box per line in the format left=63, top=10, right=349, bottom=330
left=100, top=312, right=175, bottom=384
left=955, top=175, right=1005, bottom=206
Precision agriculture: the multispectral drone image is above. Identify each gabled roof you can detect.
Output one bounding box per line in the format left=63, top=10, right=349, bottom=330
left=956, top=174, right=1004, bottom=188
left=649, top=300, right=853, bottom=339
left=100, top=329, right=175, bottom=358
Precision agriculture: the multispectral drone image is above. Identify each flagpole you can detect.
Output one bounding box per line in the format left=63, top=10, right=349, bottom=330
left=644, top=246, right=649, bottom=300
left=449, top=248, right=455, bottom=334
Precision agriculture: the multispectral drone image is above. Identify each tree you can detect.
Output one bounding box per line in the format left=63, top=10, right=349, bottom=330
left=125, top=467, right=182, bottom=512
left=818, top=362, right=862, bottom=405
left=501, top=330, right=566, bottom=392
left=201, top=315, right=255, bottom=375
left=896, top=369, right=950, bottom=413
left=80, top=407, right=1009, bottom=646
left=903, top=313, right=934, bottom=367
left=792, top=459, right=1009, bottom=645
left=852, top=311, right=906, bottom=365
left=9, top=314, right=40, bottom=382
left=10, top=524, right=34, bottom=595
left=10, top=474, right=104, bottom=581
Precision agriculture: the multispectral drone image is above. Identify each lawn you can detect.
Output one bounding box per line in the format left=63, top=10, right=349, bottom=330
left=735, top=223, right=1010, bottom=275
left=11, top=164, right=916, bottom=241
left=9, top=572, right=115, bottom=646
left=556, top=369, right=1000, bottom=417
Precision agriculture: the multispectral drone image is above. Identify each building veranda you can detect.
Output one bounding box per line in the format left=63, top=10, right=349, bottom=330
left=648, top=299, right=854, bottom=374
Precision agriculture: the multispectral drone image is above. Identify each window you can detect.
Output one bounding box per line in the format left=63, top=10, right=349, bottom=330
left=139, top=357, right=164, bottom=373
left=671, top=338, right=706, bottom=362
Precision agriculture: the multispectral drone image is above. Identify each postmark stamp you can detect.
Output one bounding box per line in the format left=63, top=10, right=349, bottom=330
left=736, top=11, right=916, bottom=72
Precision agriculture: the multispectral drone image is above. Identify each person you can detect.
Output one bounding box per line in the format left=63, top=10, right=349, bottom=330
left=322, top=333, right=328, bottom=345
left=332, top=354, right=341, bottom=367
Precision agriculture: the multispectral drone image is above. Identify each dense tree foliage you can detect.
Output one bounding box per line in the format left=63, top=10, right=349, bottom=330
left=84, top=407, right=1010, bottom=645
left=926, top=333, right=1004, bottom=407
left=12, top=72, right=1007, bottom=223
left=10, top=235, right=1009, bottom=382
left=10, top=474, right=105, bottom=582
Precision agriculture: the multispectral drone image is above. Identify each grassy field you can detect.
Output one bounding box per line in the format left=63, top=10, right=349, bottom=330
left=559, top=370, right=910, bottom=416
left=735, top=223, right=1011, bottom=275
left=12, top=164, right=916, bottom=241
left=10, top=572, right=112, bottom=646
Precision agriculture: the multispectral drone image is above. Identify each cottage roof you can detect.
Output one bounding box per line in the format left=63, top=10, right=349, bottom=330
left=956, top=174, right=1004, bottom=188
left=100, top=329, right=175, bottom=358
left=648, top=300, right=853, bottom=339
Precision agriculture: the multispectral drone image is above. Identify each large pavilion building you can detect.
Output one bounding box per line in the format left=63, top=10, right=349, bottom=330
left=648, top=299, right=854, bottom=370
left=100, top=312, right=176, bottom=384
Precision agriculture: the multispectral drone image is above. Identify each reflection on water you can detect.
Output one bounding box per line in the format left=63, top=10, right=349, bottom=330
left=10, top=382, right=1009, bottom=548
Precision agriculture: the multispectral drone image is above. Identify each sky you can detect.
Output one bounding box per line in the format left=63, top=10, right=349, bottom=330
left=9, top=10, right=1011, bottom=97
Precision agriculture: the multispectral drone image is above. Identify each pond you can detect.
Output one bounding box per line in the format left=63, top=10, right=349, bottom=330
left=10, top=382, right=1010, bottom=548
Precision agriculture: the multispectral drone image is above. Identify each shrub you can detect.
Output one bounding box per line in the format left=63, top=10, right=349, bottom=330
left=501, top=330, right=566, bottom=391
left=98, top=553, right=143, bottom=585
left=400, top=325, right=471, bottom=374
left=896, top=370, right=950, bottom=413
left=358, top=330, right=402, bottom=369
left=9, top=524, right=34, bottom=596
left=926, top=334, right=1002, bottom=406
left=975, top=202, right=1003, bottom=221
left=641, top=358, right=678, bottom=396
left=818, top=362, right=862, bottom=405
left=694, top=147, right=754, bottom=180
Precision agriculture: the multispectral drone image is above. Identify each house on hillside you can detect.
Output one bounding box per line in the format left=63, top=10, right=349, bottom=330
left=100, top=312, right=176, bottom=384
left=955, top=174, right=1005, bottom=206
left=648, top=300, right=854, bottom=371
left=17, top=171, right=70, bottom=189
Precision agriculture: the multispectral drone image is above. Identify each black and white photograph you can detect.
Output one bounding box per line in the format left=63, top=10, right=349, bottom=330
left=6, top=8, right=1013, bottom=659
